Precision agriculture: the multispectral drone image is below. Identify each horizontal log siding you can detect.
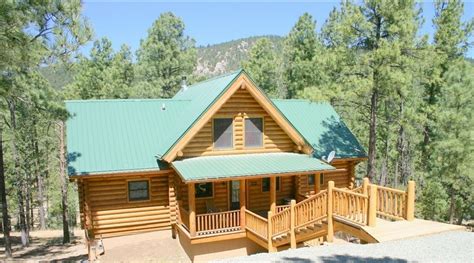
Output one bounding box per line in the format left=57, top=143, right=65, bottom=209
left=247, top=176, right=295, bottom=213
left=80, top=172, right=173, bottom=237
left=298, top=160, right=355, bottom=196
left=177, top=177, right=229, bottom=214
left=182, top=88, right=296, bottom=157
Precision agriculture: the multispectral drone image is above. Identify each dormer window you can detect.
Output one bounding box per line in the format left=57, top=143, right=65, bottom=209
left=245, top=117, right=263, bottom=148
left=213, top=118, right=233, bottom=149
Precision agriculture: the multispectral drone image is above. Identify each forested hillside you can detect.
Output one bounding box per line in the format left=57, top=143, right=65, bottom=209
left=1, top=0, right=472, bottom=258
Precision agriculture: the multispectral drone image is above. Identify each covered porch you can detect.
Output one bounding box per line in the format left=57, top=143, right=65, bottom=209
left=171, top=153, right=337, bottom=240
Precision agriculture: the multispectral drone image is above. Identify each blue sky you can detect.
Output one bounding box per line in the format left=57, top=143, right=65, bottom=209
left=81, top=1, right=474, bottom=58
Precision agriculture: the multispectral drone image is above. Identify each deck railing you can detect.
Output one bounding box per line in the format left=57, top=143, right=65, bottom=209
left=294, top=190, right=327, bottom=229
left=276, top=204, right=290, bottom=213
left=271, top=208, right=291, bottom=237
left=333, top=188, right=368, bottom=225
left=376, top=181, right=415, bottom=221
left=245, top=209, right=268, bottom=240
left=196, top=210, right=241, bottom=236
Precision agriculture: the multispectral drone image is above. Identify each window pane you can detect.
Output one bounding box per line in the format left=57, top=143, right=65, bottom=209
left=245, top=118, right=263, bottom=147
left=262, top=177, right=280, bottom=192
left=195, top=182, right=213, bottom=198
left=308, top=175, right=315, bottom=185
left=128, top=181, right=149, bottom=201
left=214, top=118, right=233, bottom=149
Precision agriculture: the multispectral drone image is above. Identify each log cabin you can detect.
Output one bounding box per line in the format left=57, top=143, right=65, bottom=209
left=66, top=69, right=419, bottom=261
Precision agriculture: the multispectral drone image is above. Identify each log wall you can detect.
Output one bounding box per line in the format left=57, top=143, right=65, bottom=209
left=78, top=172, right=173, bottom=237
left=247, top=176, right=296, bottom=213
left=182, top=88, right=296, bottom=157
left=297, top=160, right=356, bottom=196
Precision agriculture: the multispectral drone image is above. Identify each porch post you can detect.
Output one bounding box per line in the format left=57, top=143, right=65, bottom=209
left=240, top=179, right=246, bottom=229
left=406, top=181, right=415, bottom=221
left=315, top=173, right=321, bottom=194
left=368, top=184, right=377, bottom=227
left=326, top=181, right=334, bottom=242
left=270, top=177, right=277, bottom=214
left=188, top=183, right=196, bottom=237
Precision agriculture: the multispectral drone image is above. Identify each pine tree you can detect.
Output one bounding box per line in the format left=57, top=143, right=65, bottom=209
left=283, top=13, right=320, bottom=99
left=242, top=38, right=281, bottom=98
left=135, top=12, right=197, bottom=98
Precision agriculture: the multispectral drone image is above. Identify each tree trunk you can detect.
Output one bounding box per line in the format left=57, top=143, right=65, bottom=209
left=8, top=99, right=29, bottom=247
left=367, top=89, right=378, bottom=181
left=449, top=189, right=456, bottom=224
left=25, top=171, right=32, bottom=230
left=58, top=121, right=70, bottom=243
left=33, top=124, right=46, bottom=230
left=0, top=122, right=13, bottom=258
left=396, top=100, right=411, bottom=186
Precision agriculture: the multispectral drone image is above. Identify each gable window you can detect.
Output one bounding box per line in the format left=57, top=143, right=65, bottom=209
left=128, top=180, right=150, bottom=201
left=213, top=118, right=233, bottom=149
left=195, top=182, right=213, bottom=198
left=262, top=177, right=281, bottom=192
left=245, top=117, right=263, bottom=148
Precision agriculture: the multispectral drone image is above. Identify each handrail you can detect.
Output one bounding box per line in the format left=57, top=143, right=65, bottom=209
left=351, top=186, right=363, bottom=194
left=276, top=205, right=290, bottom=213
left=245, top=209, right=268, bottom=239
left=294, top=190, right=327, bottom=229
left=332, top=187, right=368, bottom=225
left=271, top=208, right=291, bottom=237
left=376, top=186, right=407, bottom=220
left=196, top=210, right=240, bottom=236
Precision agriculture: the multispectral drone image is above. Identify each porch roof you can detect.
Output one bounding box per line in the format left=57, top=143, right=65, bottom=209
left=171, top=152, right=335, bottom=182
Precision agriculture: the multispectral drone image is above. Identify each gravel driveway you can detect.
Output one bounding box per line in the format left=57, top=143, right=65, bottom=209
left=219, top=231, right=473, bottom=262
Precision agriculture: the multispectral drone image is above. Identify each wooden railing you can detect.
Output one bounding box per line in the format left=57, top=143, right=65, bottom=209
left=245, top=209, right=268, bottom=239
left=271, top=208, right=291, bottom=237
left=196, top=210, right=241, bottom=236
left=276, top=204, right=290, bottom=213
left=351, top=186, right=364, bottom=194
left=333, top=188, right=368, bottom=225
left=376, top=185, right=408, bottom=220
left=294, top=190, right=327, bottom=229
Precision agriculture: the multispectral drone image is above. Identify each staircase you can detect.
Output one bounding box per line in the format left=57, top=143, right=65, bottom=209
left=244, top=178, right=418, bottom=252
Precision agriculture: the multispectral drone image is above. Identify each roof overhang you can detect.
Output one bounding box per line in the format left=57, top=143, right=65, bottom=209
left=171, top=152, right=336, bottom=183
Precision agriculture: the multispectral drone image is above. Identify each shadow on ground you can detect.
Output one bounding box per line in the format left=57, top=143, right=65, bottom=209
left=282, top=254, right=407, bottom=263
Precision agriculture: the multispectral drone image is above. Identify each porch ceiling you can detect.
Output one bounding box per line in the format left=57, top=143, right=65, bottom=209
left=171, top=152, right=335, bottom=183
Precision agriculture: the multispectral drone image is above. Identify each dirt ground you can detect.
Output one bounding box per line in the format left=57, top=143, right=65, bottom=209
left=1, top=229, right=190, bottom=262
left=0, top=228, right=88, bottom=262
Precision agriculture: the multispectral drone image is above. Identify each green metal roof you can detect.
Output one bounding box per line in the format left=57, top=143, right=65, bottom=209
left=172, top=153, right=335, bottom=182
left=66, top=70, right=365, bottom=176
left=272, top=100, right=366, bottom=159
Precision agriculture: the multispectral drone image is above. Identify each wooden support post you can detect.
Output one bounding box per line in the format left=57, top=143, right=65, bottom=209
left=290, top=199, right=296, bottom=249
left=327, top=181, right=334, bottom=242
left=406, top=180, right=415, bottom=221
left=267, top=211, right=275, bottom=252
left=188, top=183, right=196, bottom=237
left=240, top=179, right=246, bottom=229
left=270, top=177, right=276, bottom=214
left=362, top=177, right=369, bottom=195
left=315, top=173, right=321, bottom=194
left=349, top=161, right=356, bottom=189
left=368, top=184, right=377, bottom=227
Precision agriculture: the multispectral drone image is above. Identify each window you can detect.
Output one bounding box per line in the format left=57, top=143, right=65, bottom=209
left=128, top=180, right=149, bottom=201
left=308, top=175, right=315, bottom=186
left=262, top=177, right=281, bottom=192
left=245, top=118, right=263, bottom=147
left=213, top=118, right=233, bottom=149
left=320, top=174, right=324, bottom=185
left=195, top=182, right=213, bottom=198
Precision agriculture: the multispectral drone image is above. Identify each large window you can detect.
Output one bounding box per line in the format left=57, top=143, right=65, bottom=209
left=195, top=182, right=213, bottom=198
left=213, top=118, right=233, bottom=149
left=308, top=174, right=324, bottom=186
left=245, top=118, right=263, bottom=147
left=128, top=180, right=150, bottom=201
left=262, top=177, right=281, bottom=192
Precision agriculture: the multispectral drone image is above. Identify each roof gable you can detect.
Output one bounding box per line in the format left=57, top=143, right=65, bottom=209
left=161, top=70, right=313, bottom=162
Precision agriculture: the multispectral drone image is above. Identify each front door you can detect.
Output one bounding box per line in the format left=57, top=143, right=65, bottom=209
left=229, top=181, right=240, bottom=210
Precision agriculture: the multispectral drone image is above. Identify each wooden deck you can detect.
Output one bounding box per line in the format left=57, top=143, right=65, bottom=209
left=363, top=218, right=465, bottom=242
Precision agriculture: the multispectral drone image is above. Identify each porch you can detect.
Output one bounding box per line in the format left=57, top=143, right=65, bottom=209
left=173, top=177, right=421, bottom=251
